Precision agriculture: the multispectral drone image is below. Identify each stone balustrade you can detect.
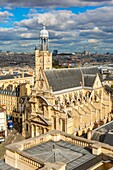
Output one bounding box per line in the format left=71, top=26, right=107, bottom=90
left=5, top=130, right=113, bottom=170
left=23, top=135, right=51, bottom=150
left=19, top=154, right=43, bottom=169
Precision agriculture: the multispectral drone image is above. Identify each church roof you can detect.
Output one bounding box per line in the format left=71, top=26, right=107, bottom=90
left=84, top=74, right=96, bottom=87
left=45, top=67, right=101, bottom=92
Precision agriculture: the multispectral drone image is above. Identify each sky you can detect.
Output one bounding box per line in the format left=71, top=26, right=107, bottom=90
left=0, top=0, right=113, bottom=53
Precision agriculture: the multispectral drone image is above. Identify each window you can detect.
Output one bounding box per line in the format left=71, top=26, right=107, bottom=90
left=54, top=117, right=56, bottom=129
left=62, top=119, right=65, bottom=132
left=1, top=126, right=4, bottom=131
left=26, top=124, right=28, bottom=131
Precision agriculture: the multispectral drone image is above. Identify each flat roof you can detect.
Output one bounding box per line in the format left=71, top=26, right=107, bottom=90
left=24, top=140, right=95, bottom=170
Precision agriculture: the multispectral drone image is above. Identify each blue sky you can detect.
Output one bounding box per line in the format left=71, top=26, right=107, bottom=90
left=0, top=0, right=113, bottom=53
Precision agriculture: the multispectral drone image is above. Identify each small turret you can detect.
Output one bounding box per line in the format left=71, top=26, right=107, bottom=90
left=40, top=23, right=49, bottom=51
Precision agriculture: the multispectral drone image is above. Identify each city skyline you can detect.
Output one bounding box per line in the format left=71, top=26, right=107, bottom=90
left=0, top=0, right=113, bottom=53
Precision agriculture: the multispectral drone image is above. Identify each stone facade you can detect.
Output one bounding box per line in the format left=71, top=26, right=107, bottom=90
left=0, top=107, right=7, bottom=139
left=23, top=25, right=113, bottom=139
left=4, top=130, right=113, bottom=170
left=0, top=73, right=33, bottom=124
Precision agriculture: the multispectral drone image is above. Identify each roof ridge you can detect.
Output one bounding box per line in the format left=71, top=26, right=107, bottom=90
left=84, top=74, right=96, bottom=76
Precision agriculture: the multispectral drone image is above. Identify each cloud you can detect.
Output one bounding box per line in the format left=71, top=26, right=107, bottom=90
left=1, top=6, right=113, bottom=53
left=88, top=39, right=99, bottom=43
left=0, top=11, right=13, bottom=22
left=0, top=0, right=113, bottom=8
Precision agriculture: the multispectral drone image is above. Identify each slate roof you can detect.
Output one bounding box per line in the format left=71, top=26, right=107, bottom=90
left=45, top=67, right=102, bottom=92
left=91, top=121, right=113, bottom=145
left=104, top=85, right=113, bottom=94
left=104, top=132, right=113, bottom=146
left=84, top=75, right=96, bottom=87
left=0, top=73, right=32, bottom=80
left=24, top=140, right=95, bottom=170
left=104, top=76, right=113, bottom=81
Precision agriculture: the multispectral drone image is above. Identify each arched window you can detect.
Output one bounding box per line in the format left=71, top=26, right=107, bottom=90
left=62, top=119, right=65, bottom=132
left=54, top=117, right=56, bottom=129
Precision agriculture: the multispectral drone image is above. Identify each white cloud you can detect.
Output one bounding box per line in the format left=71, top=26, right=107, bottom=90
left=0, top=11, right=13, bottom=22
left=1, top=6, right=113, bottom=52
left=88, top=39, right=99, bottom=43
left=20, top=33, right=36, bottom=38
left=0, top=0, right=112, bottom=8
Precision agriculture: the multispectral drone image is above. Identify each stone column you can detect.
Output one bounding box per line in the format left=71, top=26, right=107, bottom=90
left=36, top=126, right=39, bottom=136
left=109, top=92, right=111, bottom=113
left=87, top=130, right=92, bottom=140
left=100, top=102, right=102, bottom=120
left=90, top=111, right=92, bottom=125
left=79, top=115, right=82, bottom=129
left=60, top=119, right=62, bottom=131
left=31, top=124, right=34, bottom=138
left=95, top=109, right=97, bottom=122
left=44, top=128, right=47, bottom=133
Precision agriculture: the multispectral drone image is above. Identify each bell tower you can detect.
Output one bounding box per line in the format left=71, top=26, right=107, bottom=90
left=40, top=23, right=49, bottom=51
left=34, top=23, right=52, bottom=89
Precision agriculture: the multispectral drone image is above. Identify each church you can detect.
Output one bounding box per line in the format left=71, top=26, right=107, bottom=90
left=22, top=24, right=112, bottom=138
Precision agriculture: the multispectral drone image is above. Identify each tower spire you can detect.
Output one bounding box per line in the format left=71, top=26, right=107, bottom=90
left=43, top=23, right=46, bottom=30
left=40, top=23, right=49, bottom=51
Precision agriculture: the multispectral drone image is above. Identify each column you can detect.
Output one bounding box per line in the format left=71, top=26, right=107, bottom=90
left=31, top=124, right=34, bottom=138
left=90, top=110, right=92, bottom=125
left=79, top=115, right=82, bottom=129
left=100, top=102, right=102, bottom=121
left=95, top=109, right=97, bottom=122
left=36, top=126, right=39, bottom=136
left=109, top=92, right=111, bottom=113
left=60, top=119, right=62, bottom=131
left=44, top=128, right=47, bottom=133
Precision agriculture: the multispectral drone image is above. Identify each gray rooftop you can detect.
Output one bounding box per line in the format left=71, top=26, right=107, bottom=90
left=24, top=140, right=95, bottom=170
left=91, top=120, right=113, bottom=145
left=45, top=67, right=102, bottom=92
left=0, top=73, right=32, bottom=80
left=84, top=75, right=96, bottom=87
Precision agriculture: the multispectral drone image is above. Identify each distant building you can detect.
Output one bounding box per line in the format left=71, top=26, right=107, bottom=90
left=53, top=50, right=58, bottom=56
left=92, top=120, right=113, bottom=146
left=0, top=73, right=33, bottom=126
left=0, top=106, right=7, bottom=141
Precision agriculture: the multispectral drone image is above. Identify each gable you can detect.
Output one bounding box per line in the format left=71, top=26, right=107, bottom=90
left=31, top=114, right=50, bottom=126
left=93, top=74, right=102, bottom=89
